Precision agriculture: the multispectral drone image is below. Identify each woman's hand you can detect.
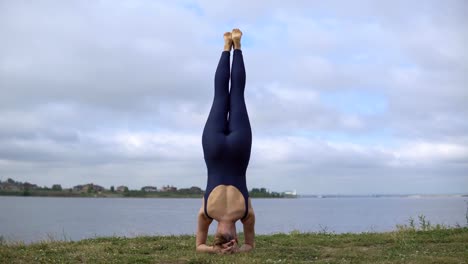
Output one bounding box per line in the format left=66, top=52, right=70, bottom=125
left=219, top=241, right=253, bottom=253
left=216, top=239, right=238, bottom=254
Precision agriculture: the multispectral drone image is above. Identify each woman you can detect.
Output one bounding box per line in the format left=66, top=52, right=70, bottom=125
left=196, top=28, right=255, bottom=254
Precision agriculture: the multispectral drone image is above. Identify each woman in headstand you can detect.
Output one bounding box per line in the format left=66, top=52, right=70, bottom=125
left=196, top=29, right=255, bottom=254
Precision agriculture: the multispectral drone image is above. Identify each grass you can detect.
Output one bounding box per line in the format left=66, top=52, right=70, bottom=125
left=2, top=211, right=468, bottom=263
left=1, top=226, right=467, bottom=264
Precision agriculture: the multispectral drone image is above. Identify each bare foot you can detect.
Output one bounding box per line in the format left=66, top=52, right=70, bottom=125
left=232, top=28, right=242, bottom=50
left=223, top=32, right=233, bottom=51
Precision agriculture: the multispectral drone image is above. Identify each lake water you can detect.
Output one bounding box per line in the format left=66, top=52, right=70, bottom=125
left=0, top=196, right=466, bottom=243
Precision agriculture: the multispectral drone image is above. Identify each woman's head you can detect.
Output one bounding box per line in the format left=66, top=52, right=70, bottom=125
left=213, top=221, right=238, bottom=247
left=213, top=232, right=235, bottom=247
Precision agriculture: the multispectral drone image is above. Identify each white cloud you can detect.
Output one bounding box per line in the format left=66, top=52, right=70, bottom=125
left=0, top=0, right=467, bottom=194
left=392, top=142, right=468, bottom=165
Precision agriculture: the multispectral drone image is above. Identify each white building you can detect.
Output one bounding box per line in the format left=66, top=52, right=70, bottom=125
left=284, top=190, right=297, bottom=196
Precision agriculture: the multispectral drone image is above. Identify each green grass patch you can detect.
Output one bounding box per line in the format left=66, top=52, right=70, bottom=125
left=1, top=228, right=467, bottom=264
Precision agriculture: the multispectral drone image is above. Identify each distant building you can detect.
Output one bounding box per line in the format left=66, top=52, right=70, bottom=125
left=73, top=183, right=105, bottom=193
left=116, top=186, right=128, bottom=192
left=91, top=184, right=105, bottom=192
left=23, top=182, right=39, bottom=190
left=72, top=185, right=84, bottom=192
left=0, top=183, right=20, bottom=191
left=284, top=190, right=297, bottom=196
left=161, top=185, right=177, bottom=192
left=141, top=186, right=158, bottom=192
left=0, top=180, right=37, bottom=191
left=82, top=184, right=92, bottom=192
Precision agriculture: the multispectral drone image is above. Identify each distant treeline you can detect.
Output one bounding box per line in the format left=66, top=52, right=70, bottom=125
left=250, top=188, right=287, bottom=198
left=0, top=178, right=293, bottom=198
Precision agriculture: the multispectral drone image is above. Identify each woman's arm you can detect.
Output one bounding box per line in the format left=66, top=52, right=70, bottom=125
left=240, top=199, right=255, bottom=252
left=195, top=202, right=215, bottom=253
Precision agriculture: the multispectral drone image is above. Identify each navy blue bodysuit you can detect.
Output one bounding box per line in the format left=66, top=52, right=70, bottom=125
left=202, top=50, right=252, bottom=220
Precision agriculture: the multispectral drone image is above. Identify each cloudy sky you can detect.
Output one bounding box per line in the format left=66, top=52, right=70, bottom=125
left=0, top=0, right=467, bottom=195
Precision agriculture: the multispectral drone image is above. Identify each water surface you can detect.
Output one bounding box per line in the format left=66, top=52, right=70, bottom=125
left=0, top=196, right=466, bottom=243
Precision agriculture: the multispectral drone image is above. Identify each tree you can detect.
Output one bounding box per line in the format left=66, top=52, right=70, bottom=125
left=52, top=184, right=62, bottom=191
left=124, top=187, right=129, bottom=192
left=23, top=185, right=30, bottom=196
left=110, top=186, right=115, bottom=192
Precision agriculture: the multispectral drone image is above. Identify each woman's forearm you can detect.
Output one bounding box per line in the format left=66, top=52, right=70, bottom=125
left=196, top=244, right=216, bottom=253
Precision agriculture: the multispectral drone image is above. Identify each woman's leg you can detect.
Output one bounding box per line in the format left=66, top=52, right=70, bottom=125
left=202, top=33, right=232, bottom=158
left=227, top=29, right=252, bottom=159
left=203, top=51, right=230, bottom=134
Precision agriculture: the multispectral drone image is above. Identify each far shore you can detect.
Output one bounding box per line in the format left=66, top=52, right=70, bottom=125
left=0, top=190, right=466, bottom=199
left=0, top=190, right=295, bottom=199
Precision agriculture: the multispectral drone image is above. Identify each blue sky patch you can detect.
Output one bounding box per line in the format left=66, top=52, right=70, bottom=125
left=320, top=90, right=387, bottom=116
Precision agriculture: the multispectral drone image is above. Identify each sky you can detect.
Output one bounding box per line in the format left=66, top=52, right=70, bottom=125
left=0, top=0, right=467, bottom=195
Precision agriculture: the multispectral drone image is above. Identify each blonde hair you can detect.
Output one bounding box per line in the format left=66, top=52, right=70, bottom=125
left=213, top=232, right=234, bottom=247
